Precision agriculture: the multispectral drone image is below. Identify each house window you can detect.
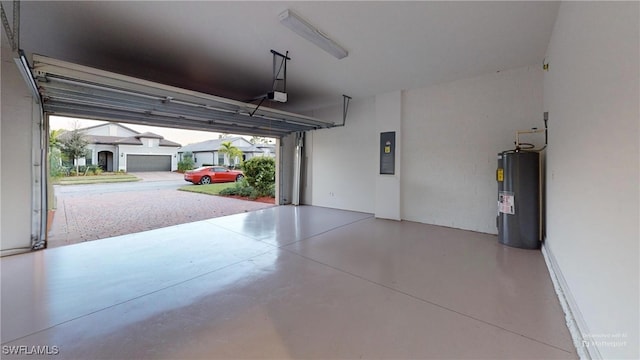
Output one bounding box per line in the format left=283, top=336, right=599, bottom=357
left=85, top=151, right=93, bottom=165
left=218, top=153, right=224, bottom=165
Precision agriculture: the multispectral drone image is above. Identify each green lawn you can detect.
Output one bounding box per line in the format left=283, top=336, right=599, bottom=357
left=54, top=173, right=140, bottom=185
left=178, top=182, right=237, bottom=195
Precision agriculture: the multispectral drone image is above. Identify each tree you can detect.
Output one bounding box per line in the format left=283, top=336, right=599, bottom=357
left=250, top=136, right=271, bottom=145
left=49, top=129, right=64, bottom=149
left=219, top=141, right=243, bottom=166
left=60, top=129, right=89, bottom=176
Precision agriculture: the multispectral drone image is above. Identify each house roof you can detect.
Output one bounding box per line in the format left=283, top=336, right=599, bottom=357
left=57, top=124, right=181, bottom=147
left=179, top=137, right=256, bottom=153
left=76, top=122, right=140, bottom=135
left=255, top=144, right=275, bottom=150
left=90, top=135, right=140, bottom=145
left=158, top=139, right=181, bottom=147
left=135, top=132, right=164, bottom=139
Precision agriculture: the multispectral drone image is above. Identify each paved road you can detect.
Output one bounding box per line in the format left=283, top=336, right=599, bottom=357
left=56, top=172, right=187, bottom=197
left=48, top=172, right=275, bottom=248
left=55, top=178, right=187, bottom=196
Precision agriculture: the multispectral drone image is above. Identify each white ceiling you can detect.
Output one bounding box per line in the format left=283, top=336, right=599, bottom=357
left=19, top=1, right=559, bottom=113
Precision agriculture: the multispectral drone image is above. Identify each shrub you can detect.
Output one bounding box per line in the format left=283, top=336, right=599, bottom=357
left=49, top=148, right=66, bottom=177
left=178, top=151, right=195, bottom=172
left=178, top=161, right=193, bottom=173
left=219, top=182, right=256, bottom=197
left=240, top=186, right=256, bottom=198
left=241, top=157, right=275, bottom=197
left=219, top=186, right=238, bottom=196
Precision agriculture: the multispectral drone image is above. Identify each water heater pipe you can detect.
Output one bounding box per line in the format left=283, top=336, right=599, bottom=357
left=515, top=128, right=545, bottom=151
left=515, top=113, right=549, bottom=152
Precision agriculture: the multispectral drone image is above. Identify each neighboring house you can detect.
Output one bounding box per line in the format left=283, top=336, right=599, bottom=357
left=59, top=123, right=181, bottom=172
left=178, top=137, right=275, bottom=168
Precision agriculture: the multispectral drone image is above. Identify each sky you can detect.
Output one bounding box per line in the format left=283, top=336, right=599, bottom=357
left=49, top=116, right=274, bottom=146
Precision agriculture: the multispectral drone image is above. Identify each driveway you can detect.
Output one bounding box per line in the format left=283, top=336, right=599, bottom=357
left=48, top=172, right=275, bottom=248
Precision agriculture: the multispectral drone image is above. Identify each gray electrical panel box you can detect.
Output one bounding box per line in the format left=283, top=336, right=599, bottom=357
left=497, top=151, right=540, bottom=249
left=380, top=132, right=395, bottom=175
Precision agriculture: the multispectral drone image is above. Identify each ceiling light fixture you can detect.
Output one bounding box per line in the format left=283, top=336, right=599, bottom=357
left=279, top=9, right=348, bottom=60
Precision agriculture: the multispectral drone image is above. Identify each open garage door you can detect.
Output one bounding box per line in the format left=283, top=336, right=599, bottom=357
left=30, top=55, right=328, bottom=206
left=126, top=155, right=171, bottom=172
left=3, top=54, right=330, bottom=254
left=32, top=55, right=335, bottom=137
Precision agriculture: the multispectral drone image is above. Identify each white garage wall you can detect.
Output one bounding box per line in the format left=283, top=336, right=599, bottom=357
left=306, top=66, right=543, bottom=233
left=543, top=2, right=639, bottom=359
left=1, top=32, right=39, bottom=255
left=307, top=97, right=376, bottom=213
left=375, top=91, right=402, bottom=220
left=402, top=66, right=543, bottom=233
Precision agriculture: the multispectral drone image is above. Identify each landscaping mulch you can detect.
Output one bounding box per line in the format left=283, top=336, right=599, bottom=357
left=222, top=195, right=275, bottom=204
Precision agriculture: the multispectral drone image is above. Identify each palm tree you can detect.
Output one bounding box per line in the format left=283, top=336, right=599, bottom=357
left=219, top=141, right=243, bottom=167
left=49, top=129, right=65, bottom=149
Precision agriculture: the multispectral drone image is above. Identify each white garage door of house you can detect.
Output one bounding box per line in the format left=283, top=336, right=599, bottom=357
left=31, top=55, right=335, bottom=137
left=127, top=155, right=171, bottom=172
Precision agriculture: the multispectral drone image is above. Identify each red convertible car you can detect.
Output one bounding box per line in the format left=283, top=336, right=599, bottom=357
left=184, top=166, right=244, bottom=185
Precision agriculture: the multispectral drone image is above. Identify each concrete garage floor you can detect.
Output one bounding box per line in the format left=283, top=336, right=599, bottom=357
left=1, top=206, right=576, bottom=359
left=48, top=172, right=274, bottom=248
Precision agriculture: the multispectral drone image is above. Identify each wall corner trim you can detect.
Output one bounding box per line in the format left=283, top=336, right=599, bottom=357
left=541, top=243, right=600, bottom=360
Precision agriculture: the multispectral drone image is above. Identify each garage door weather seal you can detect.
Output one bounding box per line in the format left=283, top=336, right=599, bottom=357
left=31, top=55, right=335, bottom=137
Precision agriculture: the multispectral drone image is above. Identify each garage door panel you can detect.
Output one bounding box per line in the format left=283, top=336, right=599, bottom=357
left=32, top=55, right=335, bottom=138
left=42, top=80, right=312, bottom=132
left=44, top=103, right=292, bottom=138
left=127, top=155, right=171, bottom=172
left=43, top=100, right=311, bottom=136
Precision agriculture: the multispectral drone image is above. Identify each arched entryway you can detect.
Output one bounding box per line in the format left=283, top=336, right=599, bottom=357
left=97, top=151, right=114, bottom=172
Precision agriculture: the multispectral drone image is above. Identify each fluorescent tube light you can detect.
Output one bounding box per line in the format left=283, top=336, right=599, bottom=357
left=279, top=9, right=348, bottom=60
